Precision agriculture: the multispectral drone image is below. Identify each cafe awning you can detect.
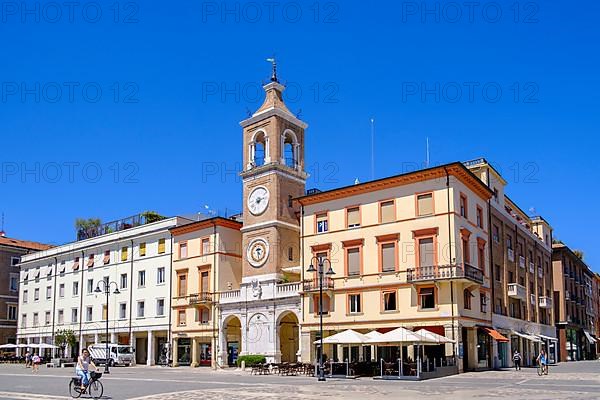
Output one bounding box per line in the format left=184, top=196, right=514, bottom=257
left=512, top=331, right=542, bottom=343
left=584, top=331, right=597, bottom=344
left=538, top=334, right=558, bottom=342
left=483, top=328, right=509, bottom=342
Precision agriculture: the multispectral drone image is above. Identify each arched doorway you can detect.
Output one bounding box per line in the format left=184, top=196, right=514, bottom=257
left=278, top=312, right=299, bottom=363
left=224, top=316, right=242, bottom=366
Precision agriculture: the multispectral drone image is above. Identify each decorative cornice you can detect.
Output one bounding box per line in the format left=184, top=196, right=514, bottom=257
left=240, top=107, right=308, bottom=129
left=296, top=163, right=493, bottom=206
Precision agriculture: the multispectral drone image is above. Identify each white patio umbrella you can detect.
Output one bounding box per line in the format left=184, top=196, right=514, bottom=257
left=414, top=329, right=455, bottom=344
left=37, top=343, right=59, bottom=349
left=313, top=329, right=368, bottom=345
left=366, top=327, right=435, bottom=378
left=364, top=330, right=384, bottom=340
left=366, top=327, right=435, bottom=345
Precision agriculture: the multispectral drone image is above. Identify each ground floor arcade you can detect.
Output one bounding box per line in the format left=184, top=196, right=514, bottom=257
left=218, top=300, right=301, bottom=367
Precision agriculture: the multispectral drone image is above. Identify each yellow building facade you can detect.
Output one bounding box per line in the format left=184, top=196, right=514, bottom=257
left=297, top=163, right=501, bottom=372
left=170, top=217, right=242, bottom=367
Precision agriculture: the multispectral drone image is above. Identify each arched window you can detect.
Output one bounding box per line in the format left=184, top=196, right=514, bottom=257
left=282, top=130, right=298, bottom=168
left=254, top=131, right=266, bottom=166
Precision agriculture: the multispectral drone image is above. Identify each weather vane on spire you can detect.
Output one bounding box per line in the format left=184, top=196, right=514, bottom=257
left=266, top=57, right=278, bottom=82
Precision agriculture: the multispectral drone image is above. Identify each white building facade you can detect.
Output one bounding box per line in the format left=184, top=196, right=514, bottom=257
left=17, top=216, right=189, bottom=365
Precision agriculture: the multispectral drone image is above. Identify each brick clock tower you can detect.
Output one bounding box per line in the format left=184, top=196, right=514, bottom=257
left=239, top=67, right=307, bottom=286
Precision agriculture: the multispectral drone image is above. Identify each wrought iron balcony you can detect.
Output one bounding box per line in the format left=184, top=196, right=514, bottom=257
left=303, top=277, right=334, bottom=292
left=539, top=296, right=553, bottom=309
left=406, top=264, right=483, bottom=284
left=188, top=292, right=213, bottom=305
left=508, top=283, right=526, bottom=300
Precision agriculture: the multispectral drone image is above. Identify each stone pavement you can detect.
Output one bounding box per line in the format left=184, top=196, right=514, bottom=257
left=0, top=361, right=598, bottom=399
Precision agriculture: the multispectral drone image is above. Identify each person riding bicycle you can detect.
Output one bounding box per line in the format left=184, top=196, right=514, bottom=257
left=536, top=348, right=548, bottom=374
left=76, top=348, right=97, bottom=390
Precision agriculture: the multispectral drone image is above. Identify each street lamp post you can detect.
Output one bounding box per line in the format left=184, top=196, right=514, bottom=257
left=94, top=280, right=120, bottom=374
left=307, top=256, right=335, bottom=382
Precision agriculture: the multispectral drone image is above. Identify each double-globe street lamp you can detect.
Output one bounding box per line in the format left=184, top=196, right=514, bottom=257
left=307, top=256, right=335, bottom=382
left=94, top=280, right=120, bottom=374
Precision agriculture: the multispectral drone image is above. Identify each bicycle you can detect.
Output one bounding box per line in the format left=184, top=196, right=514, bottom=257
left=536, top=361, right=548, bottom=376
left=69, top=371, right=104, bottom=399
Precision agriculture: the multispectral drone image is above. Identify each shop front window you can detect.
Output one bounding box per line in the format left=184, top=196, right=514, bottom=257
left=177, top=338, right=191, bottom=366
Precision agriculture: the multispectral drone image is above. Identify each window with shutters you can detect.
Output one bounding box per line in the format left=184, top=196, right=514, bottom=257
left=316, top=213, right=328, bottom=233
left=417, top=193, right=434, bottom=217
left=200, top=270, right=209, bottom=293
left=158, top=238, right=166, bottom=254
left=121, top=246, right=128, bottom=262
left=380, top=242, right=396, bottom=272
left=139, top=242, right=146, bottom=257
left=179, top=242, right=188, bottom=259
left=346, top=207, right=360, bottom=228
left=346, top=247, right=361, bottom=276
left=383, top=291, right=397, bottom=311
left=201, top=238, right=211, bottom=255
left=380, top=200, right=395, bottom=223
left=103, top=250, right=110, bottom=265
left=178, top=310, right=186, bottom=326
left=476, top=206, right=484, bottom=228
left=348, top=294, right=362, bottom=314
left=460, top=193, right=468, bottom=218
left=418, top=237, right=435, bottom=267
left=178, top=273, right=187, bottom=297
left=314, top=294, right=331, bottom=315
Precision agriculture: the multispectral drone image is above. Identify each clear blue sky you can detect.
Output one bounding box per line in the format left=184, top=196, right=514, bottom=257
left=1, top=1, right=598, bottom=270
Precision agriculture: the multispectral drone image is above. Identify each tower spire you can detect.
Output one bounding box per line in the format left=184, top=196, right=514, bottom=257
left=266, top=57, right=278, bottom=82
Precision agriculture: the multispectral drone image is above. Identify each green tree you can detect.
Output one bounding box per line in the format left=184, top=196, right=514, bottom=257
left=75, top=218, right=101, bottom=231
left=55, top=329, right=77, bottom=358
left=141, top=211, right=166, bottom=223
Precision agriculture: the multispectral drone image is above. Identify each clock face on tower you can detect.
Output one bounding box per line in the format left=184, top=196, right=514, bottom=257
left=247, top=186, right=270, bottom=215
left=247, top=238, right=269, bottom=268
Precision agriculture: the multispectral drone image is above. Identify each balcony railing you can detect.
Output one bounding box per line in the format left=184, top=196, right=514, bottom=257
left=276, top=281, right=301, bottom=295
left=519, top=256, right=526, bottom=269
left=220, top=289, right=240, bottom=300
left=539, top=296, right=553, bottom=309
left=508, top=248, right=515, bottom=262
left=303, top=277, right=334, bottom=292
left=188, top=292, right=213, bottom=305
left=508, top=283, right=526, bottom=300
left=406, top=264, right=483, bottom=284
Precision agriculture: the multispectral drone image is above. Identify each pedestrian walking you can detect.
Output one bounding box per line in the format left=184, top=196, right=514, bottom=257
left=513, top=350, right=522, bottom=371
left=25, top=351, right=31, bottom=368
left=31, top=353, right=41, bottom=372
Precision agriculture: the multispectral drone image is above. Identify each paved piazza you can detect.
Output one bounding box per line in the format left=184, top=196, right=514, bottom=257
left=0, top=362, right=598, bottom=400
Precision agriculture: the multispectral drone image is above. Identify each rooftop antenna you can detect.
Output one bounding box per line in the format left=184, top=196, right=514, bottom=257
left=0, top=212, right=4, bottom=237
left=266, top=57, right=278, bottom=82
left=370, top=118, right=375, bottom=180
left=426, top=137, right=430, bottom=168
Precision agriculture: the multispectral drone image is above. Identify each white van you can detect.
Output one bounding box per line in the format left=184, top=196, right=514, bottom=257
left=88, top=343, right=135, bottom=366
